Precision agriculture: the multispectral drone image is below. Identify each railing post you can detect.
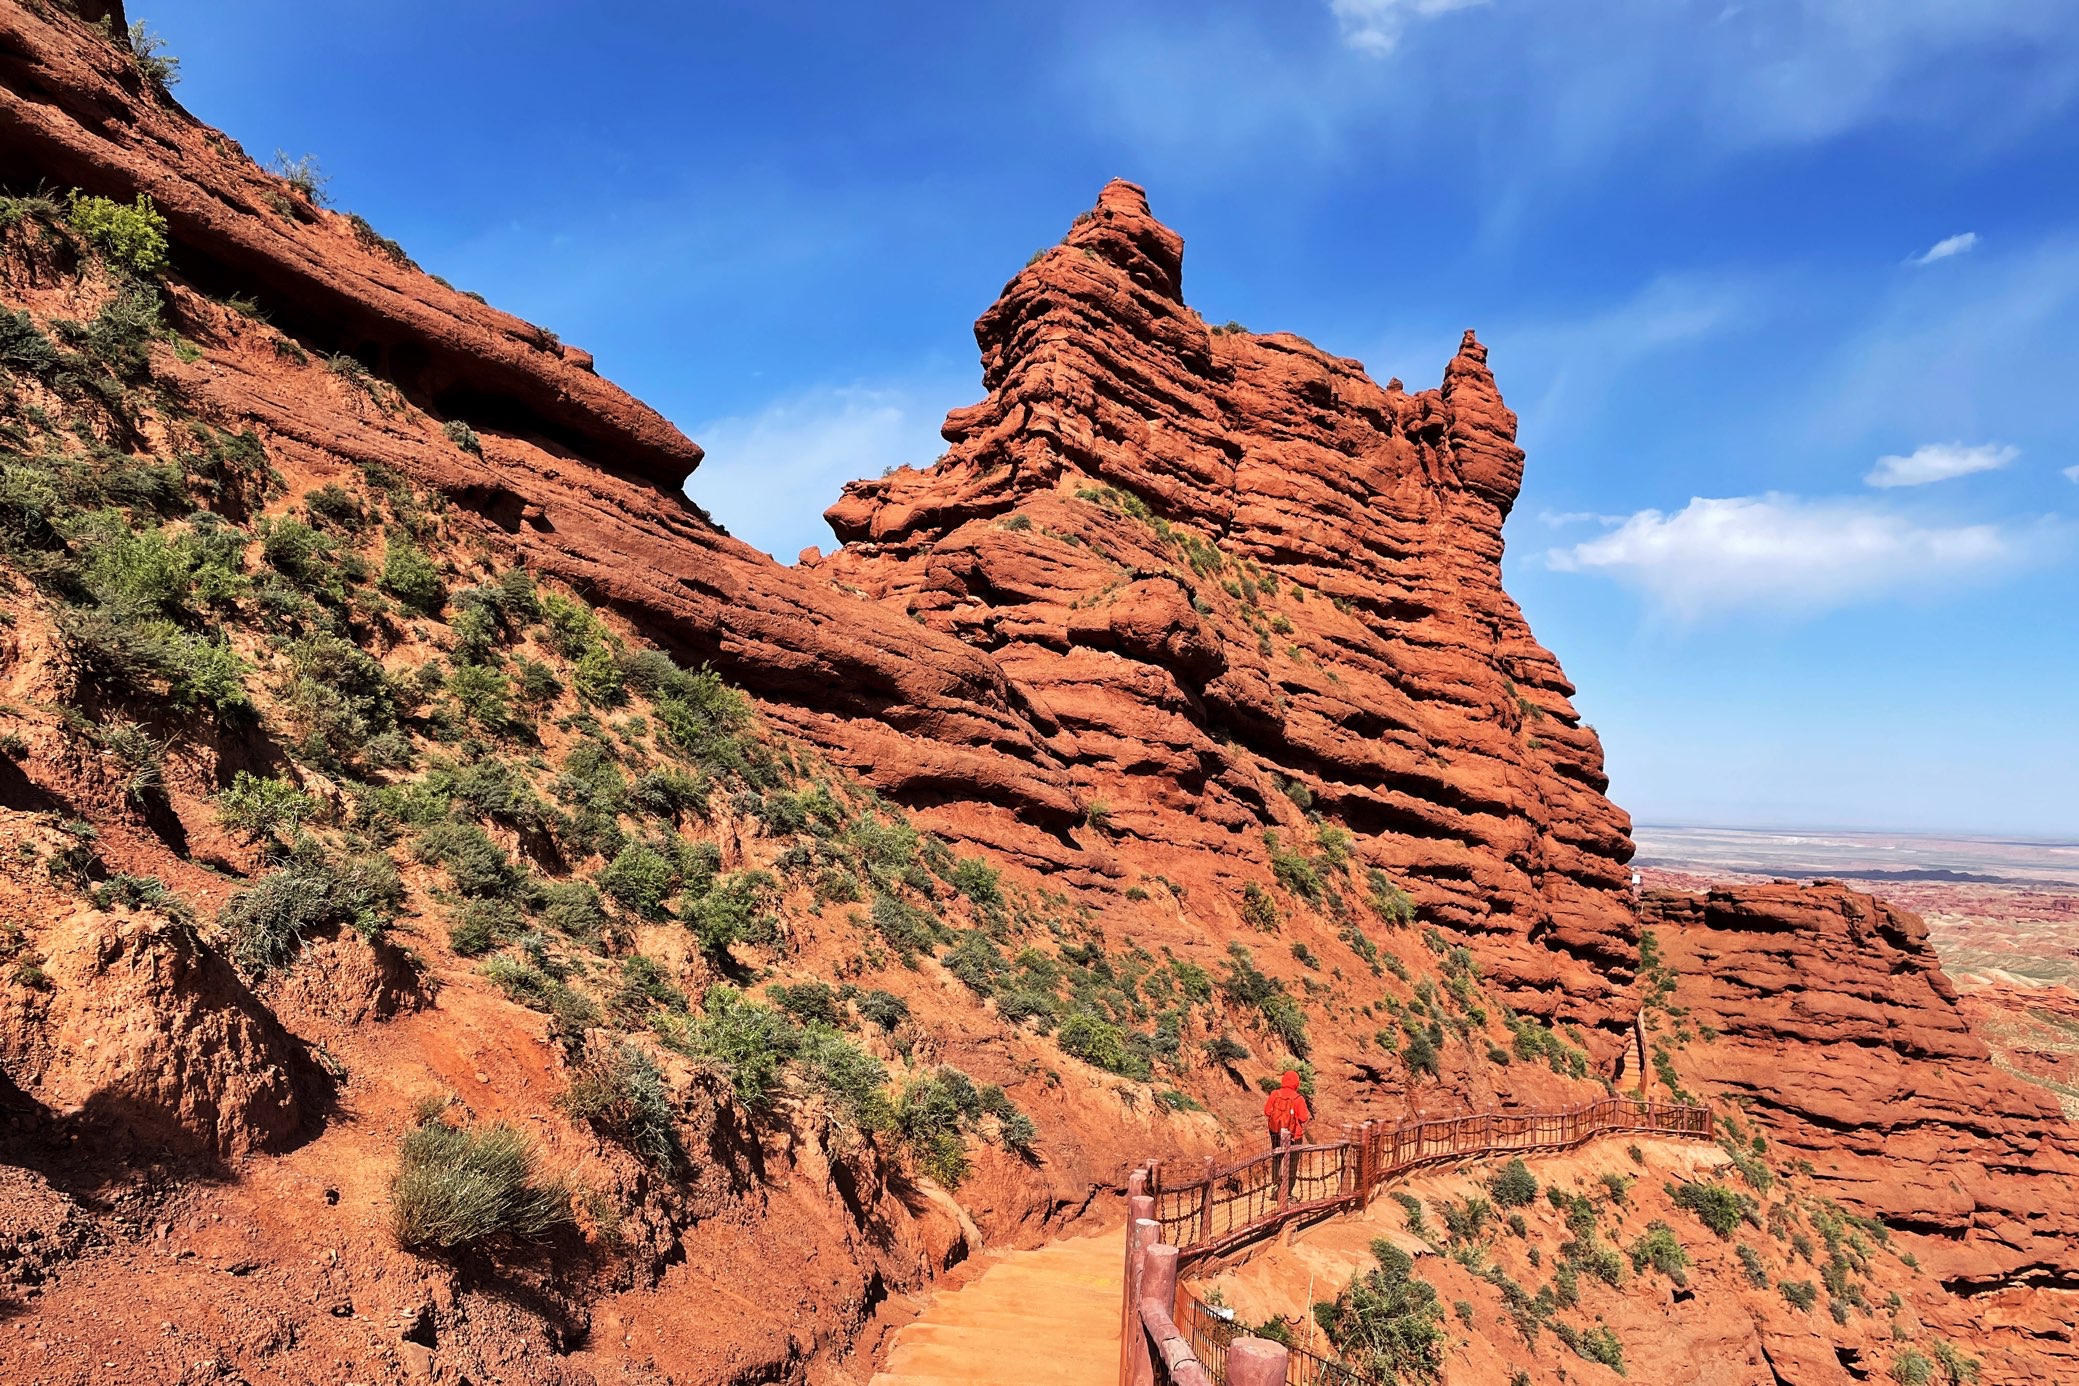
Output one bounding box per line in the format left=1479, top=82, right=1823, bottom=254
left=1275, top=1132, right=1294, bottom=1209
left=1125, top=1215, right=1159, bottom=1386
left=1198, top=1157, right=1215, bottom=1246
left=1134, top=1242, right=1180, bottom=1386
left=1120, top=1172, right=1152, bottom=1386
left=1227, top=1336, right=1290, bottom=1386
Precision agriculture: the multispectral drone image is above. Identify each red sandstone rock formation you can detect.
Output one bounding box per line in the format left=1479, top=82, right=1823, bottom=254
left=2, top=0, right=1640, bottom=1035
left=1645, top=882, right=2079, bottom=1300
left=817, top=180, right=1638, bottom=1030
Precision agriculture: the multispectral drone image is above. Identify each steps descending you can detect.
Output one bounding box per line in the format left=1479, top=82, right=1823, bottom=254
left=871, top=1229, right=1125, bottom=1386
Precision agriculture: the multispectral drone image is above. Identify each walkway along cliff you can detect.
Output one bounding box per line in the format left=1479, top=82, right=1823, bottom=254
left=0, top=7, right=2074, bottom=1384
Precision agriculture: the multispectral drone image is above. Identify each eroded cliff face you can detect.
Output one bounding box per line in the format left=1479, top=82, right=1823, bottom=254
left=1646, top=883, right=2079, bottom=1374
left=816, top=181, right=1637, bottom=1032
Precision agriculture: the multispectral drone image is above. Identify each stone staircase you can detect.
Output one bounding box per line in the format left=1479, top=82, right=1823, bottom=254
left=870, top=1228, right=1124, bottom=1386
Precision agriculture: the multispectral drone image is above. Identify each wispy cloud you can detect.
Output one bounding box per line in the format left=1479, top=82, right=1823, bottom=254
left=687, top=381, right=967, bottom=561
left=1329, top=0, right=1487, bottom=55
left=1545, top=492, right=2034, bottom=619
left=1907, top=231, right=1979, bottom=266
left=2065, top=465, right=2079, bottom=483
left=1864, top=441, right=2016, bottom=488
left=1064, top=2, right=2079, bottom=179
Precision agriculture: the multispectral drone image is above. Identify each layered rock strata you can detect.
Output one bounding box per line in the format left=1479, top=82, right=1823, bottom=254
left=1645, top=882, right=2079, bottom=1293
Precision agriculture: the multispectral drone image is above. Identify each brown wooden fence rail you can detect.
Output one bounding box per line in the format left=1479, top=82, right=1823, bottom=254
left=1120, top=1095, right=1712, bottom=1386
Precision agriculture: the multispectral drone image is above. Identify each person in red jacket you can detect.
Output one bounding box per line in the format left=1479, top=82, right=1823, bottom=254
left=1263, top=1070, right=1311, bottom=1186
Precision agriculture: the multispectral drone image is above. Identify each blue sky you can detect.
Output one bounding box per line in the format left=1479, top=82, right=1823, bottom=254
left=146, top=0, right=2079, bottom=836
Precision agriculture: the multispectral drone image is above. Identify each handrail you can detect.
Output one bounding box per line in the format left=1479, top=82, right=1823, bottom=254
left=1120, top=1094, right=1713, bottom=1386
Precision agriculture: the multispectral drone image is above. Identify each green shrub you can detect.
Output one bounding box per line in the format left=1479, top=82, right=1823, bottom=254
left=214, top=771, right=316, bottom=843
left=1392, top=1192, right=1426, bottom=1235
left=1553, top=1322, right=1624, bottom=1374
left=1672, top=1180, right=1749, bottom=1237
left=414, top=820, right=519, bottom=897
left=125, top=22, right=182, bottom=89
left=380, top=537, right=446, bottom=613
left=1312, top=1239, right=1445, bottom=1383
left=1628, top=1221, right=1689, bottom=1285
left=599, top=840, right=676, bottom=918
left=67, top=192, right=169, bottom=275
left=867, top=890, right=943, bottom=962
left=1057, top=1009, right=1152, bottom=1080
left=684, top=986, right=800, bottom=1109
left=1263, top=831, right=1323, bottom=900
left=219, top=840, right=401, bottom=975
left=947, top=856, right=1003, bottom=912
left=1780, top=1279, right=1817, bottom=1312
left=686, top=869, right=779, bottom=957
left=390, top=1113, right=571, bottom=1250
left=269, top=151, right=330, bottom=205
left=1219, top=943, right=1309, bottom=1057
left=1241, top=882, right=1279, bottom=931
left=1736, top=1242, right=1769, bottom=1288
left=539, top=880, right=607, bottom=941
left=1403, top=1028, right=1440, bottom=1078
left=1439, top=1195, right=1491, bottom=1243
left=794, top=1026, right=893, bottom=1131
left=1890, top=1350, right=1933, bottom=1386
left=1488, top=1158, right=1538, bottom=1208
left=768, top=981, right=841, bottom=1027
left=563, top=1041, right=679, bottom=1170
left=448, top=898, right=522, bottom=956
left=1932, top=1341, right=1980, bottom=1384
left=1367, top=868, right=1415, bottom=925
left=856, top=988, right=909, bottom=1033
left=892, top=1067, right=1027, bottom=1186
left=944, top=928, right=1009, bottom=993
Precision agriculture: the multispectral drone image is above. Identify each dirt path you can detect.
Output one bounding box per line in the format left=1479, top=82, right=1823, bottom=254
left=869, top=1228, right=1125, bottom=1386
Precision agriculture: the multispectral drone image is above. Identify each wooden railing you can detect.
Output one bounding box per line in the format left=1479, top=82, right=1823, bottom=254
left=1119, top=1095, right=1712, bottom=1386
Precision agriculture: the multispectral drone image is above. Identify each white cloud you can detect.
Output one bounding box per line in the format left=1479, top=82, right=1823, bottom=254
left=686, top=381, right=967, bottom=562
left=1068, top=2, right=2079, bottom=179
left=1908, top=231, right=1979, bottom=265
left=1864, top=441, right=2017, bottom=488
left=1545, top=492, right=2024, bottom=618
left=2065, top=465, right=2079, bottom=483
left=1329, top=0, right=1487, bottom=55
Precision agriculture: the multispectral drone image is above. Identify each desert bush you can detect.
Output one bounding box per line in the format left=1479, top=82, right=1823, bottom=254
left=1366, top=868, right=1416, bottom=925
left=686, top=869, right=779, bottom=958
left=794, top=1027, right=892, bottom=1131
left=1932, top=1341, right=1980, bottom=1384
left=269, top=151, right=330, bottom=205
left=1312, top=1239, right=1445, bottom=1383
left=214, top=771, right=315, bottom=843
left=563, top=1041, right=679, bottom=1170
left=1488, top=1158, right=1538, bottom=1209
left=1263, top=831, right=1322, bottom=900
left=855, top=988, right=909, bottom=1033
left=1241, top=882, right=1279, bottom=931
left=1737, top=1242, right=1769, bottom=1287
left=539, top=880, right=607, bottom=941
left=414, top=820, right=519, bottom=897
left=1673, top=1179, right=1750, bottom=1237
left=598, top=840, right=676, bottom=918
left=767, top=981, right=841, bottom=1027
left=1057, top=1008, right=1152, bottom=1081
left=1440, top=1195, right=1492, bottom=1243
left=124, top=22, right=182, bottom=89
left=390, top=1111, right=570, bottom=1250
left=1890, top=1350, right=1933, bottom=1386
left=380, top=536, right=446, bottom=613
left=67, top=192, right=169, bottom=275
left=1780, top=1279, right=1818, bottom=1312
left=684, top=986, right=800, bottom=1109
left=220, top=840, right=402, bottom=975
left=1628, top=1221, right=1690, bottom=1285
